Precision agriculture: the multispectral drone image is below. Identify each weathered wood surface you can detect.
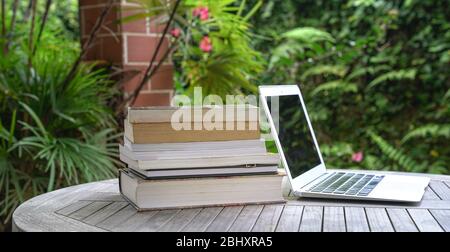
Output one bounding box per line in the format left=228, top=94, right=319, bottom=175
left=12, top=171, right=450, bottom=232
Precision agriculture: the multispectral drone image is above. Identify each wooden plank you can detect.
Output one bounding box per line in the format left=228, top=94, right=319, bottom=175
left=275, top=206, right=303, bottom=232
left=26, top=182, right=110, bottom=211
left=83, top=202, right=129, bottom=226
left=408, top=209, right=443, bottom=232
left=55, top=201, right=92, bottom=216
left=299, top=206, right=323, bottom=232
left=69, top=201, right=111, bottom=221
left=14, top=212, right=106, bottom=232
left=287, top=198, right=450, bottom=209
left=206, top=206, right=243, bottom=232
left=135, top=209, right=180, bottom=232
left=385, top=208, right=418, bottom=232
left=365, top=208, right=394, bottom=232
left=252, top=205, right=284, bottom=232
left=81, top=193, right=126, bottom=202
left=111, top=210, right=159, bottom=232
left=181, top=207, right=223, bottom=232
left=158, top=208, right=202, bottom=232
left=344, top=207, right=370, bottom=232
left=428, top=181, right=450, bottom=200
left=96, top=205, right=137, bottom=230
left=445, top=181, right=450, bottom=188
left=422, top=186, right=440, bottom=200
left=228, top=205, right=264, bottom=232
left=13, top=183, right=113, bottom=232
left=323, top=207, right=346, bottom=232
left=430, top=210, right=450, bottom=232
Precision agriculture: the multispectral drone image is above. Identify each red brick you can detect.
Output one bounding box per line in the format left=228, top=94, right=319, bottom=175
left=133, top=92, right=171, bottom=107
left=81, top=36, right=123, bottom=63
left=81, top=6, right=120, bottom=36
left=79, top=1, right=174, bottom=104
left=81, top=37, right=100, bottom=61
left=151, top=65, right=173, bottom=90
left=79, top=0, right=120, bottom=6
left=121, top=8, right=148, bottom=33
left=126, top=35, right=169, bottom=63
left=101, top=36, right=123, bottom=63
left=121, top=65, right=150, bottom=93
left=149, top=16, right=167, bottom=33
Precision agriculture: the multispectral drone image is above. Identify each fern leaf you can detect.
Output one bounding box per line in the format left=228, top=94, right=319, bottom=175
left=444, top=89, right=450, bottom=100
left=300, top=65, right=347, bottom=80
left=368, top=131, right=424, bottom=172
left=311, top=80, right=358, bottom=96
left=367, top=69, right=417, bottom=89
left=402, top=124, right=450, bottom=143
left=347, top=65, right=391, bottom=81
left=281, top=27, right=335, bottom=43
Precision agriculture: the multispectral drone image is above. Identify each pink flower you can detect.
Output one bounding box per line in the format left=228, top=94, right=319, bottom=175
left=170, top=28, right=181, bottom=38
left=351, top=151, right=364, bottom=163
left=199, top=36, right=212, bottom=52
left=193, top=6, right=209, bottom=21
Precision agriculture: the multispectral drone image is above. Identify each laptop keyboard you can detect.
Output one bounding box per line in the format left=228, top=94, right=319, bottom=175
left=307, top=172, right=384, bottom=196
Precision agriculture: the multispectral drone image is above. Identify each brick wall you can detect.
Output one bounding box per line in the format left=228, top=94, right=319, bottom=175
left=79, top=0, right=173, bottom=106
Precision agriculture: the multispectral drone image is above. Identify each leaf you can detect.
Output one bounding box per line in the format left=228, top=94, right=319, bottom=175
left=19, top=102, right=48, bottom=139
left=367, top=69, right=417, bottom=89
left=301, top=65, right=347, bottom=80
left=402, top=124, right=450, bottom=143
left=281, top=27, right=335, bottom=43
left=368, top=131, right=424, bottom=172
left=311, top=80, right=358, bottom=96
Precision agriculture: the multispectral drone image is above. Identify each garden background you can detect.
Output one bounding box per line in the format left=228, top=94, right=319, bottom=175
left=0, top=0, right=449, bottom=231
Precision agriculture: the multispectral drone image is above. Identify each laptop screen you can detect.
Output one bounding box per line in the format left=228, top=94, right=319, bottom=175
left=270, top=94, right=322, bottom=178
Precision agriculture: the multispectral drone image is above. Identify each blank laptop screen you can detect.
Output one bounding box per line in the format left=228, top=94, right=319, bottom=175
left=271, top=94, right=322, bottom=178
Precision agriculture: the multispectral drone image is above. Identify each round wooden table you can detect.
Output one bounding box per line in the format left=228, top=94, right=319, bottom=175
left=12, top=170, right=450, bottom=232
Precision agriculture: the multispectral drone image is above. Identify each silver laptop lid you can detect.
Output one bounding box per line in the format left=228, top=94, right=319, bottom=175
left=259, top=85, right=326, bottom=189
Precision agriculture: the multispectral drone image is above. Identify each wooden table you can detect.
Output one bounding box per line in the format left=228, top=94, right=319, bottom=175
left=12, top=170, right=450, bottom=232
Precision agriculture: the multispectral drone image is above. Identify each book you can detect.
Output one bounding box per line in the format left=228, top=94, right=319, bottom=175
left=119, top=169, right=285, bottom=210
left=119, top=151, right=280, bottom=170
left=124, top=120, right=260, bottom=144
left=119, top=144, right=268, bottom=160
left=127, top=105, right=259, bottom=123
left=123, top=137, right=267, bottom=153
left=128, top=165, right=279, bottom=178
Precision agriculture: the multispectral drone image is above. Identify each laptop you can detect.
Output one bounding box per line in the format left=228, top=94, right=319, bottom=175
left=259, top=85, right=430, bottom=202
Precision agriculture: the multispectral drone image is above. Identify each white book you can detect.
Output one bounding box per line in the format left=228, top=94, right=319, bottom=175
left=119, top=144, right=267, bottom=160
left=128, top=165, right=278, bottom=178
left=123, top=137, right=267, bottom=152
left=120, top=169, right=285, bottom=210
left=127, top=105, right=259, bottom=123
left=119, top=151, right=280, bottom=170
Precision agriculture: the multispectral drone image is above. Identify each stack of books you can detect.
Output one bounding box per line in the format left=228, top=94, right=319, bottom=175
left=119, top=106, right=285, bottom=210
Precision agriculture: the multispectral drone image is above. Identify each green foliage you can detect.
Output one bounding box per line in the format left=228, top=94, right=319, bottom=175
left=0, top=3, right=120, bottom=228
left=310, top=80, right=358, bottom=96
left=368, top=131, right=424, bottom=172
left=135, top=0, right=265, bottom=98
left=301, top=65, right=347, bottom=80
left=367, top=69, right=416, bottom=89
left=402, top=124, right=450, bottom=143
left=178, top=0, right=265, bottom=98
left=249, top=0, right=450, bottom=174
left=281, top=27, right=335, bottom=43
